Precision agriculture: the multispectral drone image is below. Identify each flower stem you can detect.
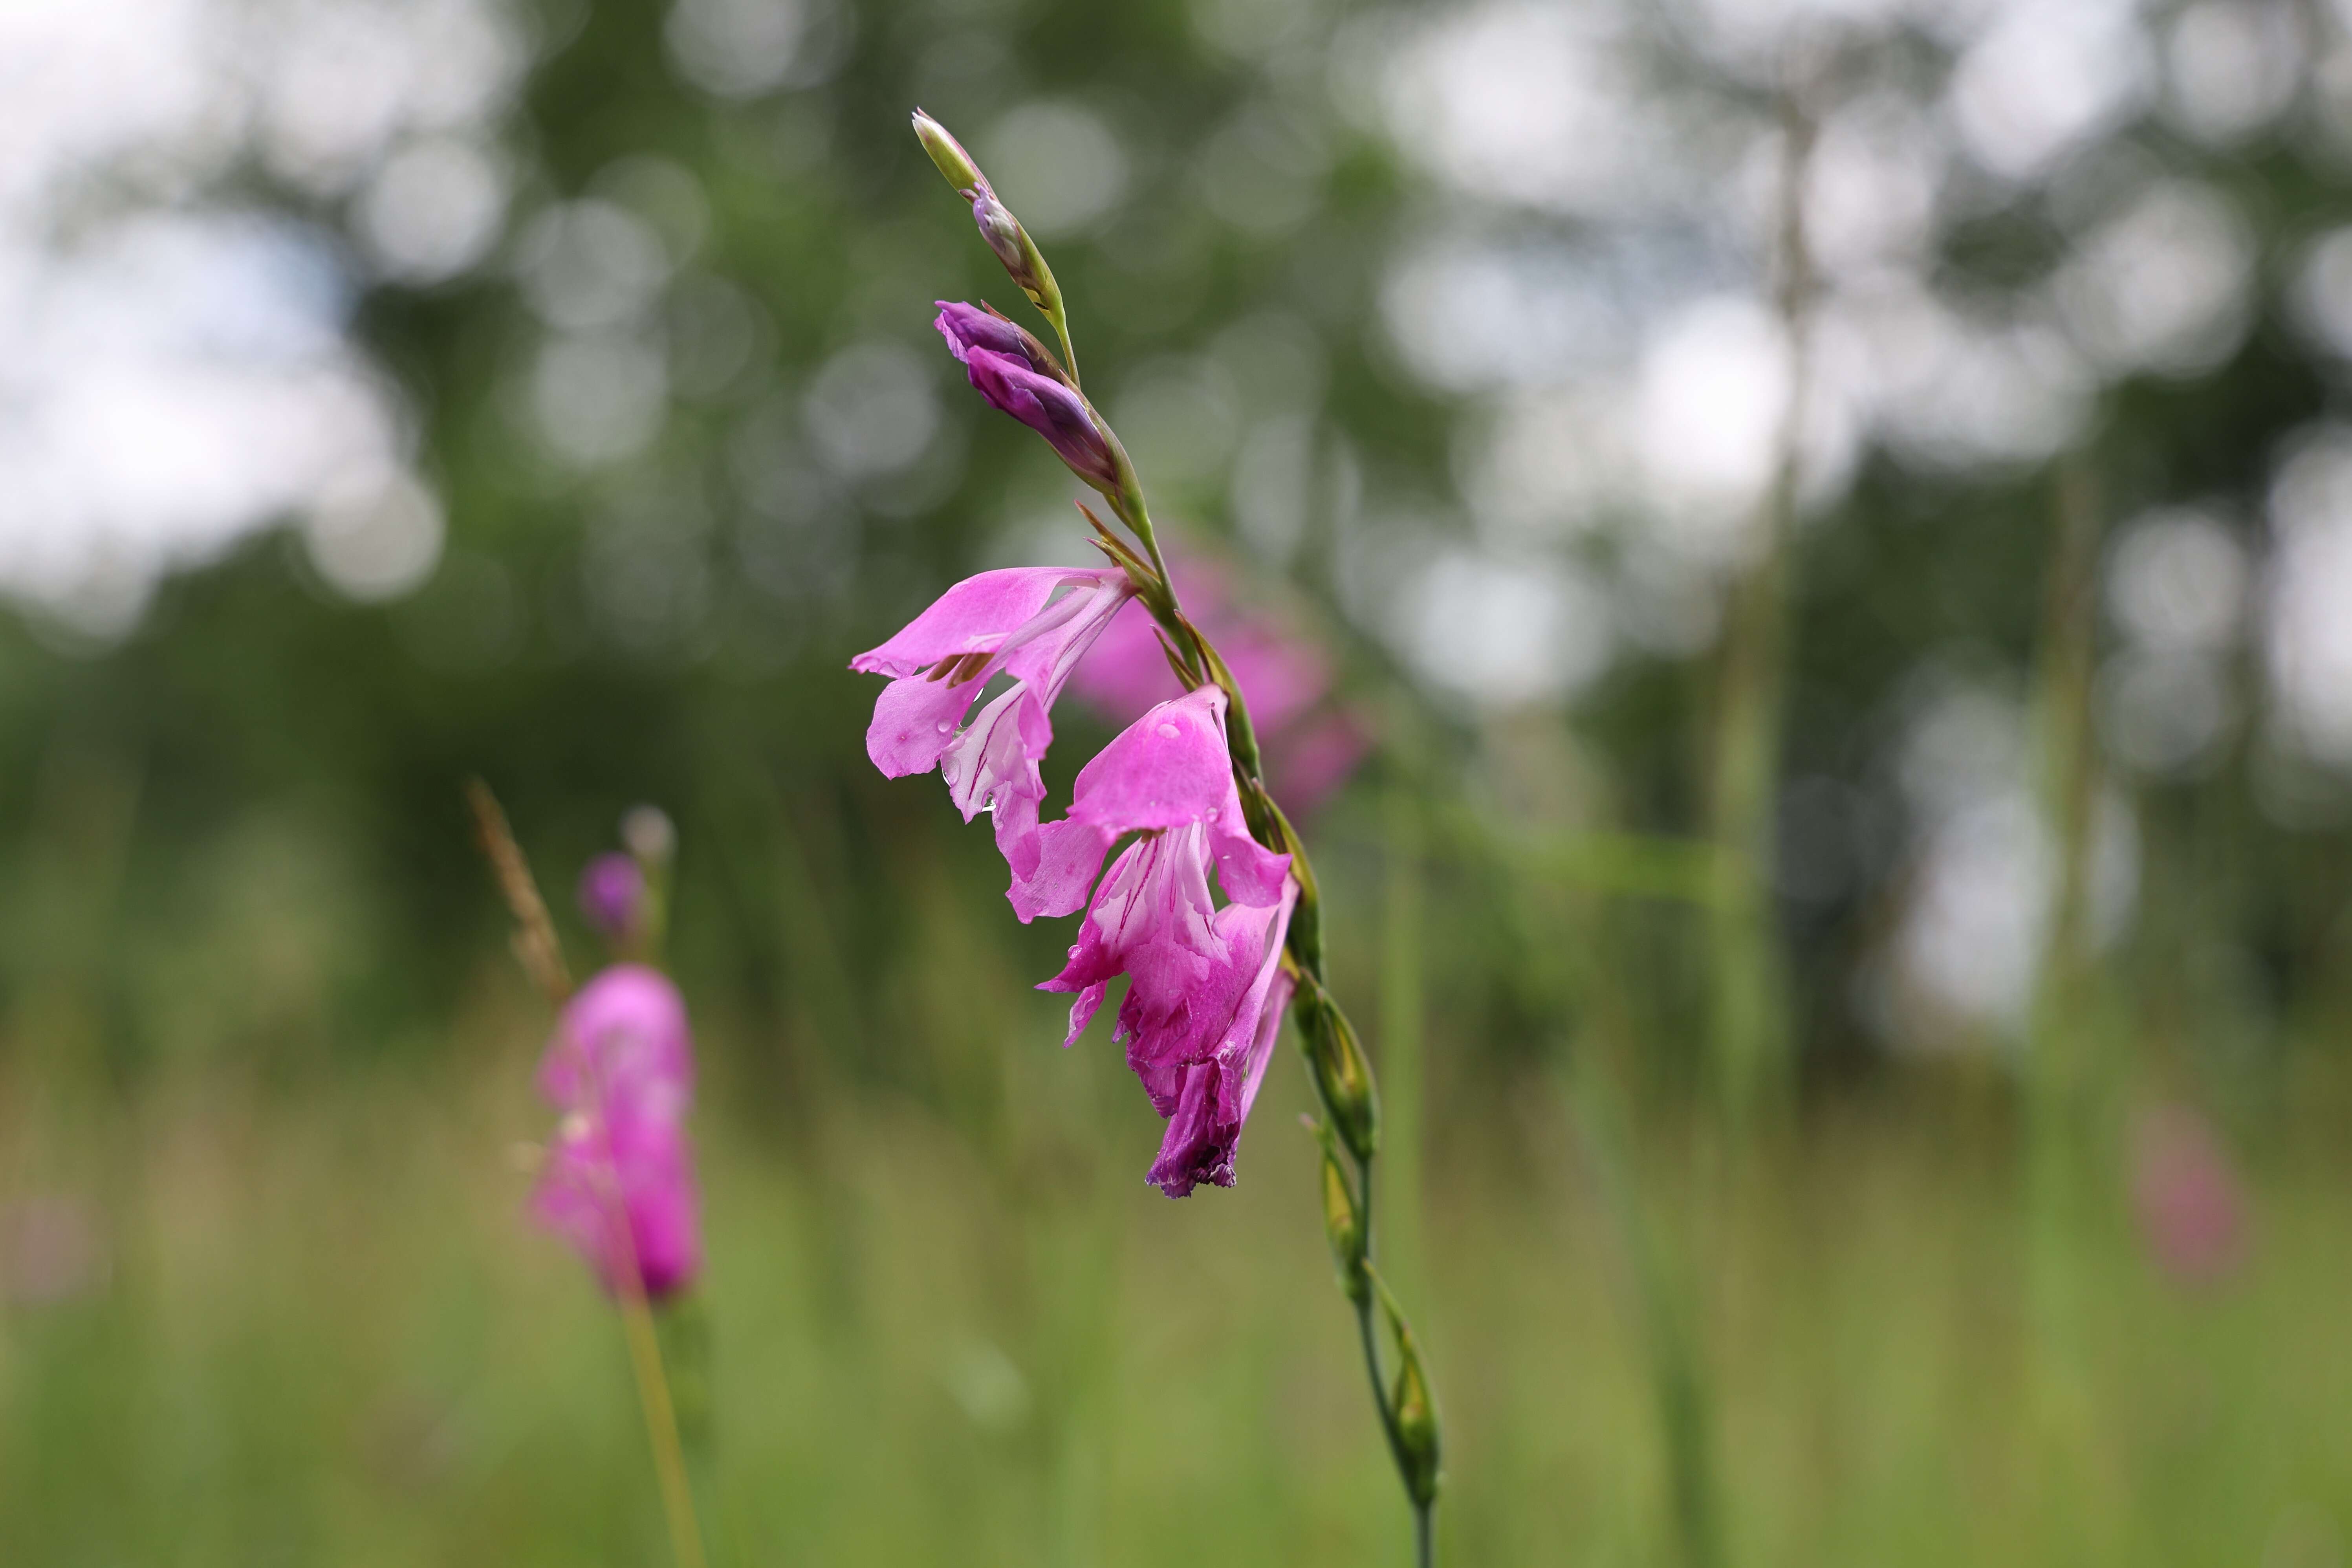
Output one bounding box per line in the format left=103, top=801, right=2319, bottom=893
left=1120, top=514, right=1441, bottom=1555
left=617, top=1284, right=710, bottom=1568
left=927, top=125, right=1443, bottom=1554
left=467, top=792, right=709, bottom=1568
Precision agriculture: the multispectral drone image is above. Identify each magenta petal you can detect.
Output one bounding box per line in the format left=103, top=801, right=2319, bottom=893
left=941, top=682, right=1049, bottom=823
left=1148, top=1062, right=1231, bottom=1197
left=539, top=965, right=693, bottom=1114
left=1059, top=687, right=1291, bottom=906
left=532, top=1112, right=702, bottom=1300
left=1066, top=595, right=1186, bottom=725
left=531, top=964, right=703, bottom=1300
left=1066, top=548, right=1368, bottom=818
left=578, top=853, right=645, bottom=938
left=851, top=567, right=1119, bottom=678
left=1062, top=982, right=1108, bottom=1049
left=1137, top=879, right=1297, bottom=1197
left=867, top=669, right=989, bottom=777
left=1009, top=817, right=1117, bottom=923
left=1236, top=966, right=1297, bottom=1132
left=960, top=347, right=1119, bottom=489
left=1064, top=687, right=1236, bottom=832
left=1209, top=817, right=1292, bottom=908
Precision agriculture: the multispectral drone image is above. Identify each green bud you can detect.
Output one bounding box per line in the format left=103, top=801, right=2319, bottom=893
left=974, top=189, right=1065, bottom=324
left=1318, top=1135, right=1368, bottom=1304
left=1310, top=999, right=1379, bottom=1165
left=1391, top=1330, right=1441, bottom=1507
left=1372, top=1271, right=1440, bottom=1508
left=910, top=108, right=986, bottom=194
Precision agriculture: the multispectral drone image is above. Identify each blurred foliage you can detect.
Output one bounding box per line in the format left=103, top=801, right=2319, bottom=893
left=10, top=0, right=2352, bottom=1559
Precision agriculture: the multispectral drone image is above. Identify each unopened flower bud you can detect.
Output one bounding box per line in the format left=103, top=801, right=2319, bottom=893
left=1308, top=998, right=1379, bottom=1164
left=969, top=190, right=1061, bottom=319
left=578, top=852, right=645, bottom=939
left=911, top=108, right=987, bottom=195
left=956, top=344, right=1126, bottom=493
left=1390, top=1322, right=1441, bottom=1507
left=971, top=189, right=1024, bottom=268
left=934, top=300, right=1069, bottom=386
left=1319, top=1138, right=1368, bottom=1303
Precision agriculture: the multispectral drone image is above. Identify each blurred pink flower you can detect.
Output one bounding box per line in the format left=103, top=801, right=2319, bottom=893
left=853, top=566, right=1134, bottom=905
left=1068, top=554, right=1368, bottom=816
left=2130, top=1102, right=2249, bottom=1289
left=577, top=852, right=644, bottom=940
left=1034, top=686, right=1299, bottom=1196
left=0, top=1194, right=107, bottom=1306
left=532, top=964, right=702, bottom=1300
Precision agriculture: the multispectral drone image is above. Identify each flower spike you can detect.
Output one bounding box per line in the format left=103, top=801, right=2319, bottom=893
left=910, top=110, right=1076, bottom=380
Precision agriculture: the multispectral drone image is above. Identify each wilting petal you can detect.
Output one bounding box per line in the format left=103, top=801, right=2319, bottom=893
left=1143, top=883, right=1298, bottom=1198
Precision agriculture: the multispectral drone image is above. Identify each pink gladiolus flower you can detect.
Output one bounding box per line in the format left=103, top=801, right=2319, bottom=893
left=2130, top=1103, right=2249, bottom=1288
left=1069, top=555, right=1369, bottom=816
left=852, top=566, right=1135, bottom=901
left=1033, top=686, right=1299, bottom=1196
left=531, top=964, right=702, bottom=1300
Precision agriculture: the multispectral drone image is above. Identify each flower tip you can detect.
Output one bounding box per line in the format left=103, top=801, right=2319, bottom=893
left=911, top=108, right=987, bottom=195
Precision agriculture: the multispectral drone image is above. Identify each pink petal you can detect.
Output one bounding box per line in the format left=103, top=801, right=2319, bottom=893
left=851, top=568, right=1115, bottom=678
left=866, top=667, right=990, bottom=778
left=1064, top=687, right=1236, bottom=831
left=538, top=965, right=694, bottom=1114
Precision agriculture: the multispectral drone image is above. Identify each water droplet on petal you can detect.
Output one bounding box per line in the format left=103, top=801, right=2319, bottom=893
left=1156, top=722, right=1180, bottom=739
left=1204, top=806, right=1219, bottom=820
left=937, top=720, right=954, bottom=733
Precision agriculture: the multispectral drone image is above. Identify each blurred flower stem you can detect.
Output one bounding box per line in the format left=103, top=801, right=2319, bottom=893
left=465, top=782, right=710, bottom=1568
left=912, top=110, right=1443, bottom=1563
left=2022, top=452, right=2109, bottom=1535
left=1560, top=1048, right=1724, bottom=1568
left=1705, top=88, right=1817, bottom=1125
left=1381, top=761, right=1429, bottom=1302
left=615, top=1268, right=711, bottom=1568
